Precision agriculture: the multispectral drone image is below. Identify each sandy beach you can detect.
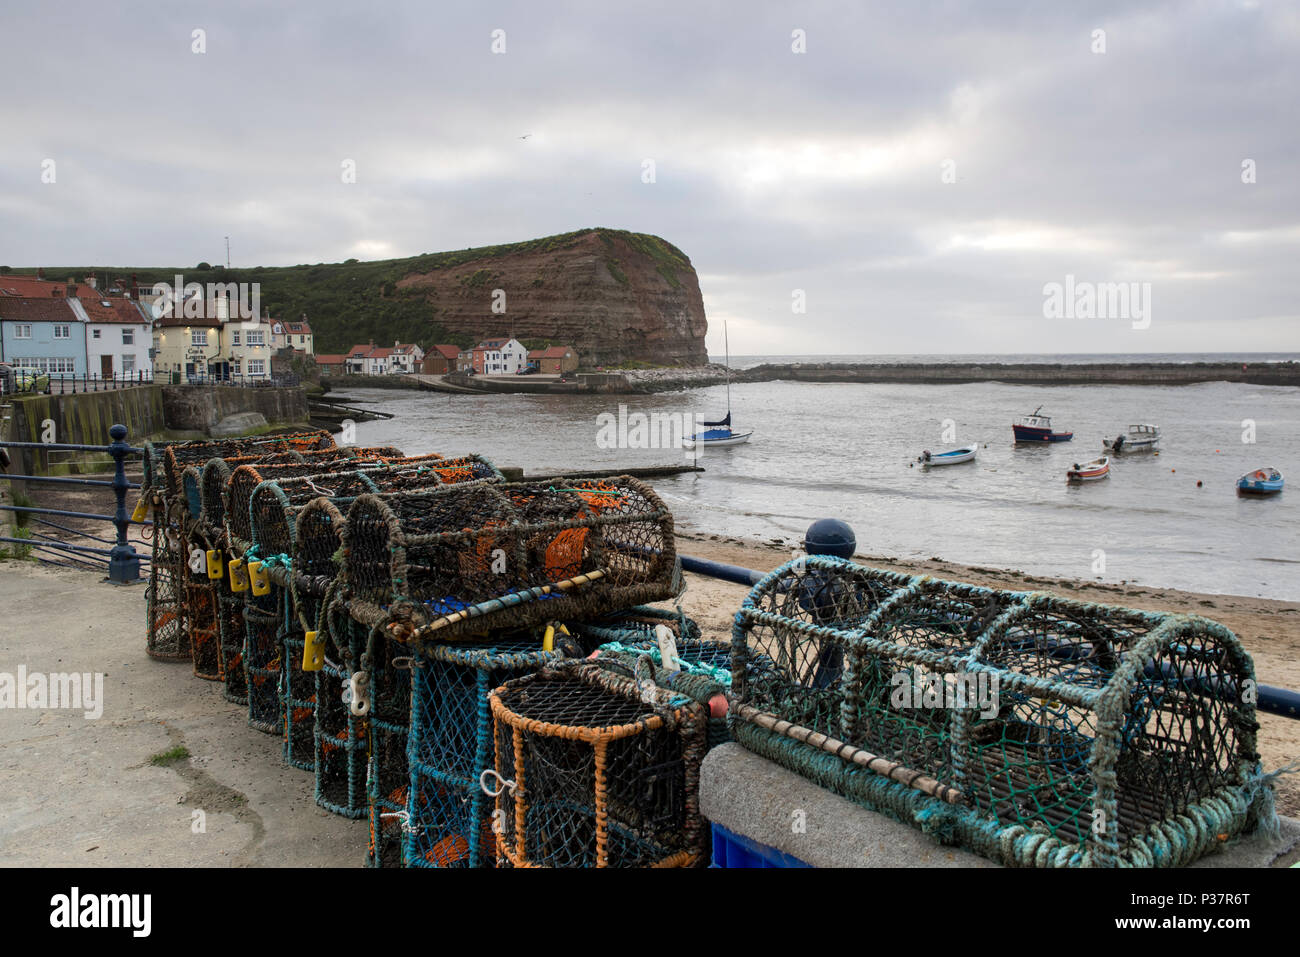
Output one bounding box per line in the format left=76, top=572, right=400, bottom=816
left=671, top=530, right=1300, bottom=816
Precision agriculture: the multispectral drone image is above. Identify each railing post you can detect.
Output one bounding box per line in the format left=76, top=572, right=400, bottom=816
left=106, top=423, right=141, bottom=584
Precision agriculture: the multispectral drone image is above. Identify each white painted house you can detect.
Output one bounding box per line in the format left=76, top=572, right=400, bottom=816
left=472, top=337, right=528, bottom=375
left=71, top=287, right=154, bottom=379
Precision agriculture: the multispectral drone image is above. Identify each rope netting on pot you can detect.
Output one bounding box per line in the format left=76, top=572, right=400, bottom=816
left=389, top=634, right=564, bottom=869
left=179, top=466, right=222, bottom=679
left=148, top=430, right=335, bottom=500
left=339, top=477, right=681, bottom=648
left=261, top=458, right=505, bottom=770
left=235, top=452, right=424, bottom=734
left=730, top=556, right=1269, bottom=868
left=310, top=592, right=373, bottom=818
left=141, top=432, right=332, bottom=663
left=568, top=604, right=702, bottom=654
left=487, top=661, right=709, bottom=868
left=587, top=628, right=735, bottom=750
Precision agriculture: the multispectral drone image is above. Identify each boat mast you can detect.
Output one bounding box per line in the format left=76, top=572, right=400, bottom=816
left=724, top=320, right=731, bottom=416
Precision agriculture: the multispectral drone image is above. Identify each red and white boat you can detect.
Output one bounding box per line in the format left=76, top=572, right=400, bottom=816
left=1067, top=456, right=1110, bottom=483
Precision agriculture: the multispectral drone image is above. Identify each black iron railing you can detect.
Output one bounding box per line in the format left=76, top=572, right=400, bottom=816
left=0, top=424, right=147, bottom=582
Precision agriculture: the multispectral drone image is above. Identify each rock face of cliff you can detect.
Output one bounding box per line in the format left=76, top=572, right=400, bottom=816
left=395, top=228, right=709, bottom=366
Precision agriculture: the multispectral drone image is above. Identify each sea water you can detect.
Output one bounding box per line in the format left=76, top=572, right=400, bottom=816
left=343, top=370, right=1298, bottom=600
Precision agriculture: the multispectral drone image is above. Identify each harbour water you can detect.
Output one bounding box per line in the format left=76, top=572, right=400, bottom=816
left=344, top=368, right=1299, bottom=601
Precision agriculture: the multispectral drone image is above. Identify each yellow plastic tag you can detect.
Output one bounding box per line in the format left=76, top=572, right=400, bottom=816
left=249, top=560, right=271, bottom=596
left=228, top=558, right=248, bottom=592
left=542, top=623, right=556, bottom=652
left=206, top=550, right=223, bottom=580
left=130, top=496, right=149, bottom=523
left=302, top=631, right=325, bottom=672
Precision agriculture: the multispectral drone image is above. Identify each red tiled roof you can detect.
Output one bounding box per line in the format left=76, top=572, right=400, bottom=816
left=0, top=275, right=69, bottom=297
left=0, top=296, right=80, bottom=323
left=77, top=296, right=150, bottom=325
left=315, top=354, right=346, bottom=364
left=430, top=344, right=460, bottom=359
left=528, top=346, right=575, bottom=359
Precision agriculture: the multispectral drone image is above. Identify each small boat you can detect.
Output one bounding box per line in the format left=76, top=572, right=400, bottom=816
left=1067, top=456, right=1110, bottom=482
left=1103, top=424, right=1160, bottom=453
left=1013, top=406, right=1073, bottom=443
left=685, top=320, right=752, bottom=449
left=683, top=413, right=754, bottom=448
left=1236, top=467, right=1284, bottom=495
left=918, top=445, right=977, bottom=467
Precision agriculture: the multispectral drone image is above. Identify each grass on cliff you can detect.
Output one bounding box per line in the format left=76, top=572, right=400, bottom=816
left=35, top=228, right=694, bottom=356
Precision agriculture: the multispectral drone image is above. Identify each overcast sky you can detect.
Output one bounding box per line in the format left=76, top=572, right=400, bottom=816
left=2, top=1, right=1297, bottom=355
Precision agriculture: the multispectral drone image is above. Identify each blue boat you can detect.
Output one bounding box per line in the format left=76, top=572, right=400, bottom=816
left=1237, top=467, right=1284, bottom=495
left=1013, top=406, right=1073, bottom=443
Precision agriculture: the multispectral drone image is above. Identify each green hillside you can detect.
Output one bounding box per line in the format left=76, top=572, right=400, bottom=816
left=19, top=227, right=692, bottom=356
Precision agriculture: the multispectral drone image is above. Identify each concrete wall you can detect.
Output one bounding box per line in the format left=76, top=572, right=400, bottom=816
left=5, top=384, right=308, bottom=474
left=7, top=386, right=165, bottom=475
left=161, top=384, right=308, bottom=433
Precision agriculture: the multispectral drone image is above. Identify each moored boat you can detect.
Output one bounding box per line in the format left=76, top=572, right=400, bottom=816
left=1236, top=467, right=1284, bottom=495
left=1067, top=456, right=1110, bottom=482
left=684, top=319, right=751, bottom=450
left=1103, top=424, right=1160, bottom=453
left=918, top=445, right=977, bottom=467
left=1013, top=406, right=1073, bottom=443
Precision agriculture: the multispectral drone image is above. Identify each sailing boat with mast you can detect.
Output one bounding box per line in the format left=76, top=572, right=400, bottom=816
left=683, top=320, right=753, bottom=449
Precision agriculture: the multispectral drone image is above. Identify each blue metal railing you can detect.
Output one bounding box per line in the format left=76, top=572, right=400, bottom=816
left=0, top=424, right=145, bottom=583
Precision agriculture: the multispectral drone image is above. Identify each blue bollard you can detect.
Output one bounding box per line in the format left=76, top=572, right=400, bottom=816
left=106, top=423, right=141, bottom=584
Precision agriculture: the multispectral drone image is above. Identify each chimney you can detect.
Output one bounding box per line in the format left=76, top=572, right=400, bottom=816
left=85, top=275, right=98, bottom=290
left=67, top=284, right=77, bottom=298
left=369, top=339, right=375, bottom=348
left=394, top=339, right=399, bottom=348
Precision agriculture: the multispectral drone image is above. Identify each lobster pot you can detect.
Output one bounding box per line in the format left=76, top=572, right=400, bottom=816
left=145, top=510, right=190, bottom=661
left=341, top=477, right=680, bottom=642
left=180, top=466, right=222, bottom=679
left=221, top=450, right=407, bottom=555
left=570, top=605, right=702, bottom=655
left=142, top=435, right=328, bottom=662
left=489, top=663, right=708, bottom=868
left=730, top=557, right=1266, bottom=868
left=250, top=469, right=413, bottom=759
left=590, top=636, right=733, bottom=749
left=152, top=430, right=335, bottom=500
left=287, top=499, right=350, bottom=770
left=243, top=583, right=287, bottom=734
left=313, top=610, right=372, bottom=818
left=261, top=463, right=490, bottom=770
left=363, top=631, right=417, bottom=867
left=394, top=637, right=561, bottom=869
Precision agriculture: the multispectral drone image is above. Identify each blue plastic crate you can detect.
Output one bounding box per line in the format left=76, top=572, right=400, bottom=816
left=709, top=822, right=811, bottom=868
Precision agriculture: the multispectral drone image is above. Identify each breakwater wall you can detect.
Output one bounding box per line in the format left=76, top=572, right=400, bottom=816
left=732, top=361, right=1300, bottom=387
left=418, top=361, right=1300, bottom=396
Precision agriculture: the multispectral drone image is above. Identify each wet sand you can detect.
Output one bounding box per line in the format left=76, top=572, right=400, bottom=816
left=671, top=530, right=1300, bottom=816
